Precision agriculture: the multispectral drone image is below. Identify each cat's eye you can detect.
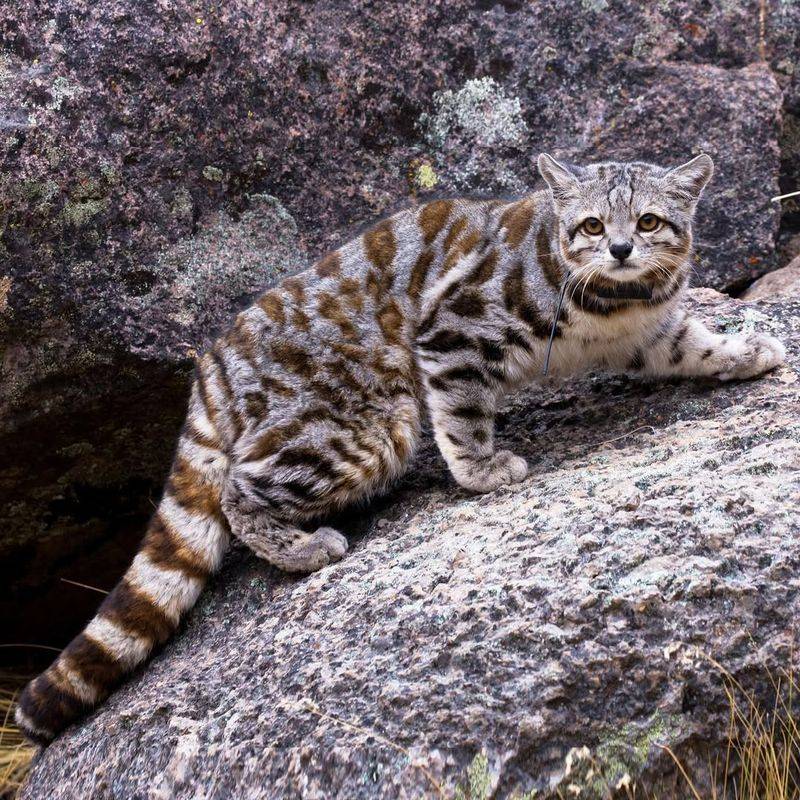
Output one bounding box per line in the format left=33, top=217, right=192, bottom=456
left=637, top=213, right=660, bottom=232
left=582, top=217, right=604, bottom=236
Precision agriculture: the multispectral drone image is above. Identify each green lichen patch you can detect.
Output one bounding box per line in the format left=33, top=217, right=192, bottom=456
left=415, top=161, right=439, bottom=191
left=62, top=198, right=108, bottom=228
left=406, top=158, right=440, bottom=194
left=46, top=76, right=82, bottom=111
left=554, top=710, right=683, bottom=798
left=170, top=187, right=194, bottom=222
left=452, top=752, right=536, bottom=800
left=453, top=753, right=492, bottom=800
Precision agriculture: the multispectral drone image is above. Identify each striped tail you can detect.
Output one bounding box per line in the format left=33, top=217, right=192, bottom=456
left=16, top=376, right=231, bottom=744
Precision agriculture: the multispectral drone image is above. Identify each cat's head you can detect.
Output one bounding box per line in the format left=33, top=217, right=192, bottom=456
left=537, top=153, right=713, bottom=289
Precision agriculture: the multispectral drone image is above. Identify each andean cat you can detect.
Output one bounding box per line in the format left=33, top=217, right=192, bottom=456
left=17, top=153, right=786, bottom=743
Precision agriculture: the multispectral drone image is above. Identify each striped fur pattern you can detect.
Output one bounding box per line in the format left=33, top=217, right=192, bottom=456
left=17, top=154, right=785, bottom=743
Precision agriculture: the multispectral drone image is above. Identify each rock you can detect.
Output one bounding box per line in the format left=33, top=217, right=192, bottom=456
left=742, top=254, right=800, bottom=300
left=1, top=0, right=798, bottom=651
left=20, top=289, right=800, bottom=799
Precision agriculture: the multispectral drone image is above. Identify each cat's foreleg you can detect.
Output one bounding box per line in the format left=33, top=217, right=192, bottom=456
left=425, top=380, right=527, bottom=493
left=630, top=309, right=785, bottom=381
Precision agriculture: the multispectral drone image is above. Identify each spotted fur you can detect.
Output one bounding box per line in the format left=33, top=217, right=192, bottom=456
left=17, top=153, right=786, bottom=743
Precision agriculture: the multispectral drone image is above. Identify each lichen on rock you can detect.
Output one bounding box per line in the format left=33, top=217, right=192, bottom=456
left=154, top=193, right=303, bottom=330
left=420, top=77, right=529, bottom=151
left=419, top=77, right=532, bottom=195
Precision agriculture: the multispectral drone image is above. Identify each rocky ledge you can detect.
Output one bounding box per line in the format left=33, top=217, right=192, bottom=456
left=21, top=288, right=800, bottom=799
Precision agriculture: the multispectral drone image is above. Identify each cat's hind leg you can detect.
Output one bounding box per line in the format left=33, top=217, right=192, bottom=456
left=236, top=513, right=347, bottom=572
left=223, top=496, right=348, bottom=573
left=222, top=394, right=421, bottom=572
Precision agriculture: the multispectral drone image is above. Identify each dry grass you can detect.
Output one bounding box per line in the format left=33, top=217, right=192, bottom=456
left=662, top=658, right=800, bottom=800
left=0, top=681, right=34, bottom=800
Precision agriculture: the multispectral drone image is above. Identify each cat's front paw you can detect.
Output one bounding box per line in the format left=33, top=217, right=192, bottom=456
left=452, top=449, right=528, bottom=493
left=717, top=333, right=786, bottom=381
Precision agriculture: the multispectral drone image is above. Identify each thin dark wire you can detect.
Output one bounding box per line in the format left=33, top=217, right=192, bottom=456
left=542, top=280, right=569, bottom=376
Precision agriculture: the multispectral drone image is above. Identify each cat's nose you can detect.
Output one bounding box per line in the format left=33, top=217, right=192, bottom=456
left=609, top=241, right=633, bottom=262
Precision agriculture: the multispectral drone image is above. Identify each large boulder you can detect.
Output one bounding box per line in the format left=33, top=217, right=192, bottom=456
left=1, top=0, right=798, bottom=650
left=742, top=253, right=800, bottom=300
left=20, top=289, right=800, bottom=799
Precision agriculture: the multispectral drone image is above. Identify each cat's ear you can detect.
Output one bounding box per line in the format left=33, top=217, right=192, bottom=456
left=537, top=153, right=580, bottom=202
left=665, top=154, right=714, bottom=200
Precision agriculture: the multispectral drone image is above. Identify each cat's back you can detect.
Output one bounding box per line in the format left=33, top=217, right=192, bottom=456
left=229, top=196, right=501, bottom=337
left=210, top=194, right=534, bottom=389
